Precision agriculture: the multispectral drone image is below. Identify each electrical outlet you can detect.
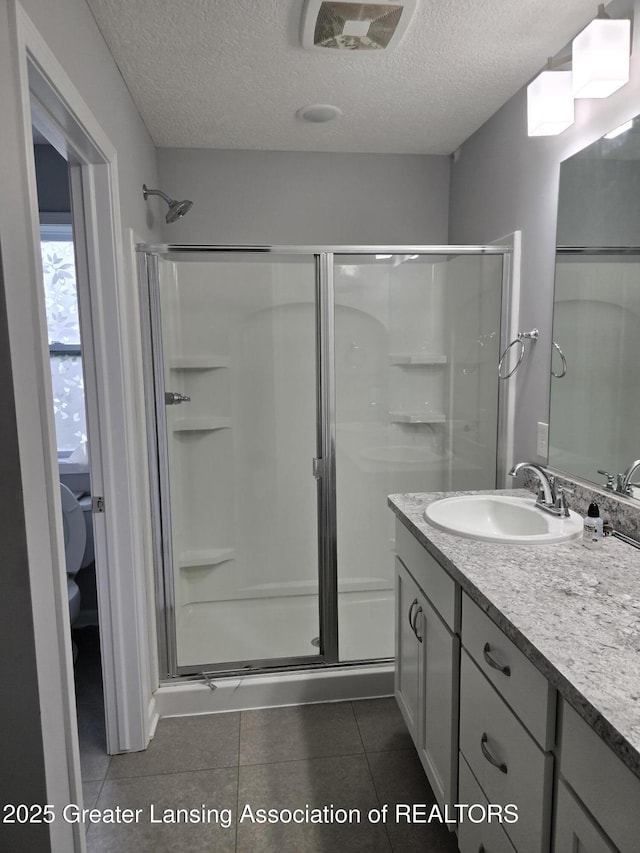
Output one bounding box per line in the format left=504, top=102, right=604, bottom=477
left=537, top=421, right=549, bottom=458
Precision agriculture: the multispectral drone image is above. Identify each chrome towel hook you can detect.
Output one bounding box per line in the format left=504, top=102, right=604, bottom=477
left=498, top=329, right=539, bottom=380
left=551, top=340, right=567, bottom=378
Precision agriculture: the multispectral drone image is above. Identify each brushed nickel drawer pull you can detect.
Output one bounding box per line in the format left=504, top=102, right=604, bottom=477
left=481, top=732, right=508, bottom=774
left=413, top=606, right=423, bottom=643
left=483, top=642, right=511, bottom=676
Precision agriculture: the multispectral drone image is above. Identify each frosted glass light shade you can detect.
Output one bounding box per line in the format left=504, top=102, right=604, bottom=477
left=572, top=18, right=630, bottom=99
left=527, top=70, right=574, bottom=136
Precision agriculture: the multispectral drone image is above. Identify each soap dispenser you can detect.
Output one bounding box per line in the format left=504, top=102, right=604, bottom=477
left=583, top=502, right=603, bottom=549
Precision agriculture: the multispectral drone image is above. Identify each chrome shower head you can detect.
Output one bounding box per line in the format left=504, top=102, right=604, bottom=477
left=142, top=184, right=193, bottom=223
left=165, top=197, right=193, bottom=223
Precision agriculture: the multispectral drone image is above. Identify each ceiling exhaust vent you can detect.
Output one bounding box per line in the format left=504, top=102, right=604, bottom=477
left=301, top=0, right=418, bottom=51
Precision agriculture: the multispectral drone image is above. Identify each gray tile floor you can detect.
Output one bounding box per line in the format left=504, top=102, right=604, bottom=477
left=76, top=636, right=458, bottom=851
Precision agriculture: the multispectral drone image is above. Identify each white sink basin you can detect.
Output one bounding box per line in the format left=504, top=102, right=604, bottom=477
left=424, top=494, right=583, bottom=544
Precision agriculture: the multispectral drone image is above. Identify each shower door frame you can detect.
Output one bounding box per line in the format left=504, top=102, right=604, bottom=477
left=139, top=244, right=513, bottom=681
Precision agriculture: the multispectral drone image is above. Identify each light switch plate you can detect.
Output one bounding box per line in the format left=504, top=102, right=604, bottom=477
left=537, top=421, right=549, bottom=458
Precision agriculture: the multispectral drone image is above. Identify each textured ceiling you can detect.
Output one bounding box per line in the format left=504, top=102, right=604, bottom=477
left=86, top=0, right=598, bottom=154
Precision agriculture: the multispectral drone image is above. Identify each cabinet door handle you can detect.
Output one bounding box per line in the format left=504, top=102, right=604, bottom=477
left=480, top=732, right=508, bottom=774
left=413, top=606, right=423, bottom=643
left=408, top=598, right=418, bottom=630
left=483, top=642, right=511, bottom=676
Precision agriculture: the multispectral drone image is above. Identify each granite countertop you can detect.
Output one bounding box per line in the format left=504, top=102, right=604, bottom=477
left=388, top=489, right=640, bottom=779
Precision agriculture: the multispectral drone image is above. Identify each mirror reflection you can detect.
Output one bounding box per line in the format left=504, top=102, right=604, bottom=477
left=550, top=117, right=640, bottom=500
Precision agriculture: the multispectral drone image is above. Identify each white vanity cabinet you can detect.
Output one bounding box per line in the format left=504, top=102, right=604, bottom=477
left=394, top=521, right=460, bottom=812
left=392, top=509, right=640, bottom=853
left=554, top=701, right=640, bottom=853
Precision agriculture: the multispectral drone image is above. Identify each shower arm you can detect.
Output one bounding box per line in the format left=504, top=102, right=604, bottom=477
left=143, top=185, right=173, bottom=205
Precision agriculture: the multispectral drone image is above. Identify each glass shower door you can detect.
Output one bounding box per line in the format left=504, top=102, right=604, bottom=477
left=333, top=251, right=504, bottom=662
left=150, top=252, right=323, bottom=674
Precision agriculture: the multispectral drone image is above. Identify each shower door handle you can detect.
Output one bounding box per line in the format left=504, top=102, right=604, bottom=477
left=165, top=391, right=191, bottom=405
left=312, top=458, right=325, bottom=479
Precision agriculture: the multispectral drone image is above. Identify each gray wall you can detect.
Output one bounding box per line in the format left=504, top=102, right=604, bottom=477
left=449, top=0, right=640, bottom=464
left=157, top=148, right=450, bottom=245
left=19, top=0, right=161, bottom=236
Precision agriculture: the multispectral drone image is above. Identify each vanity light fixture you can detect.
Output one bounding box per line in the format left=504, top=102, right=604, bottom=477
left=527, top=63, right=574, bottom=137
left=604, top=118, right=633, bottom=139
left=527, top=5, right=631, bottom=138
left=572, top=5, right=630, bottom=99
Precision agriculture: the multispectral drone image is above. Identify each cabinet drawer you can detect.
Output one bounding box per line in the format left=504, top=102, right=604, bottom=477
left=458, top=754, right=517, bottom=853
left=559, top=700, right=640, bottom=853
left=462, top=593, right=556, bottom=750
left=395, top=520, right=458, bottom=631
left=553, top=778, right=616, bottom=853
left=459, top=650, right=553, bottom=853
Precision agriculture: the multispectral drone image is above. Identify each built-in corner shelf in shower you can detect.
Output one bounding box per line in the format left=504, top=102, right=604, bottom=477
left=172, top=417, right=232, bottom=432
left=169, top=355, right=229, bottom=370
left=389, top=411, right=447, bottom=424
left=389, top=353, right=448, bottom=365
left=178, top=548, right=236, bottom=569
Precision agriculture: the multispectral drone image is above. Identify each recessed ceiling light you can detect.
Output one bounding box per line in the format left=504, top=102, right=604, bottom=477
left=296, top=104, right=342, bottom=123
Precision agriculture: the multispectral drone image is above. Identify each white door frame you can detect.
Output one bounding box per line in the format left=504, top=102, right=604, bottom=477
left=4, top=2, right=155, bottom=841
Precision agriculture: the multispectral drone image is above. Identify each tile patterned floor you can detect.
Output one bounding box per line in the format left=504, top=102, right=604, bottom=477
left=79, top=687, right=459, bottom=852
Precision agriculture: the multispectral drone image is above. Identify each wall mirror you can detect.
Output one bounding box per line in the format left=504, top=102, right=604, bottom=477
left=549, top=114, right=640, bottom=500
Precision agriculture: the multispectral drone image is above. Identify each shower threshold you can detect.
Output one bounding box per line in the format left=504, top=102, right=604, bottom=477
left=153, top=660, right=395, bottom=719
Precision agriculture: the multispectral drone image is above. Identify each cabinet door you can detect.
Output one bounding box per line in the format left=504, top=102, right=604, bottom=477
left=554, top=779, right=616, bottom=853
left=417, top=592, right=460, bottom=812
left=395, top=558, right=421, bottom=740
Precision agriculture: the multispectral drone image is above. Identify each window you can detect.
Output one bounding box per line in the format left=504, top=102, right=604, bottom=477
left=40, top=223, right=87, bottom=455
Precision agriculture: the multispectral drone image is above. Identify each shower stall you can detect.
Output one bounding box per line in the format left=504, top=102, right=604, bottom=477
left=138, top=245, right=511, bottom=681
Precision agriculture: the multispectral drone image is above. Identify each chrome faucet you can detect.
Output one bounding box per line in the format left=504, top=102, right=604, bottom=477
left=508, top=462, right=569, bottom=517
left=619, top=459, right=640, bottom=496
left=597, top=459, right=640, bottom=495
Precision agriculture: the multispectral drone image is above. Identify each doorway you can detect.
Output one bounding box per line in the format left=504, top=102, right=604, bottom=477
left=32, top=131, right=108, bottom=779
left=24, top=34, right=153, bottom=761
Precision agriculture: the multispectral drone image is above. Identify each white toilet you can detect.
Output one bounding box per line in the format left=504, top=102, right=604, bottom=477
left=60, top=483, right=87, bottom=628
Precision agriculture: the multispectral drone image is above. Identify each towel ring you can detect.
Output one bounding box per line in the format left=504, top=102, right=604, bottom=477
left=498, top=329, right=539, bottom=380
left=551, top=341, right=567, bottom=378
